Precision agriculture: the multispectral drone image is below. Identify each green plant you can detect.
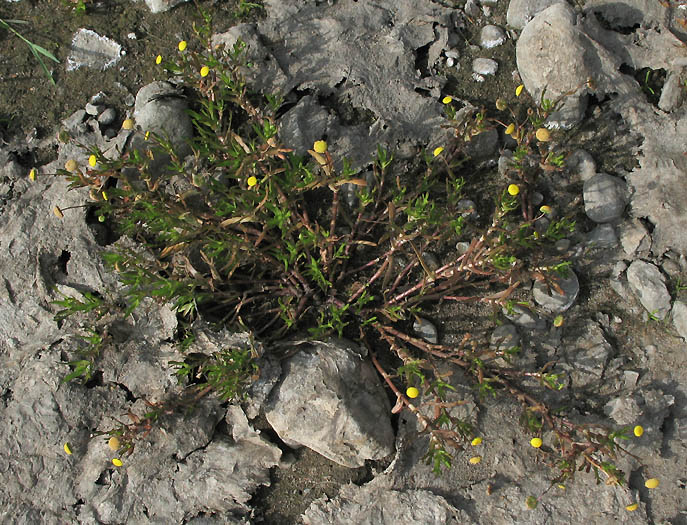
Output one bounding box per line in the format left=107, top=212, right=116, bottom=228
left=53, top=15, right=641, bottom=503
left=0, top=18, right=59, bottom=85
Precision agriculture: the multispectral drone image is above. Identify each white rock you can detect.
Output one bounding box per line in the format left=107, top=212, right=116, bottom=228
left=583, top=173, right=627, bottom=223
left=480, top=25, right=506, bottom=48
left=626, top=260, right=672, bottom=320
left=67, top=29, right=123, bottom=71
left=472, top=57, right=499, bottom=76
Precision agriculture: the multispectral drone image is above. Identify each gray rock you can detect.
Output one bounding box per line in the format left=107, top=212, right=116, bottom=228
left=133, top=81, right=193, bottom=154
left=144, top=0, right=190, bottom=13
left=62, top=109, right=88, bottom=135
left=264, top=339, right=394, bottom=467
left=480, top=25, right=506, bottom=48
left=490, top=323, right=520, bottom=352
left=456, top=199, right=478, bottom=218
left=506, top=0, right=562, bottom=30
left=583, top=173, right=627, bottom=223
left=503, top=302, right=546, bottom=330
left=472, top=57, right=499, bottom=76
left=658, top=70, right=685, bottom=112
left=626, top=260, right=671, bottom=320
left=278, top=95, right=330, bottom=156
left=545, top=94, right=588, bottom=129
left=66, top=29, right=123, bottom=71
left=555, top=238, right=571, bottom=252
left=561, top=320, right=613, bottom=389
left=98, top=107, right=117, bottom=126
left=586, top=223, right=618, bottom=249
left=604, top=396, right=642, bottom=426
left=463, top=127, right=499, bottom=160
left=671, top=300, right=687, bottom=340
left=532, top=270, right=579, bottom=313
left=516, top=3, right=594, bottom=102
left=303, top=484, right=466, bottom=525
left=414, top=317, right=439, bottom=344
left=566, top=149, right=596, bottom=181
left=464, top=0, right=481, bottom=18
left=84, top=102, right=104, bottom=116
left=620, top=219, right=651, bottom=256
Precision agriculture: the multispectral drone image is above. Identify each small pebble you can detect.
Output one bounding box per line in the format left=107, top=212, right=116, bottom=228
left=85, top=103, right=105, bottom=116
left=472, top=58, right=498, bottom=76
left=98, top=107, right=117, bottom=126
left=413, top=317, right=438, bottom=344
left=480, top=25, right=506, bottom=48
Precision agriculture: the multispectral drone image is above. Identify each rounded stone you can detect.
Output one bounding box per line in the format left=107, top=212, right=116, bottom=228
left=472, top=58, right=499, bottom=76
left=583, top=173, right=627, bottom=223
left=98, top=107, right=117, bottom=126
left=533, top=270, right=579, bottom=313
left=480, top=25, right=506, bottom=48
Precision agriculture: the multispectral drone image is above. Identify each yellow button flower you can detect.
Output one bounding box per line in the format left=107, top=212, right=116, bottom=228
left=88, top=155, right=97, bottom=167
left=530, top=437, right=543, bottom=448
left=200, top=66, right=210, bottom=77
left=633, top=425, right=644, bottom=437
left=108, top=436, right=120, bottom=451
left=507, top=184, right=520, bottom=196
left=433, top=146, right=444, bottom=157
left=122, top=118, right=134, bottom=130
left=442, top=95, right=453, bottom=104
left=515, top=84, right=524, bottom=97
left=645, top=478, right=659, bottom=489
left=495, top=98, right=507, bottom=111
left=155, top=54, right=162, bottom=65
left=535, top=128, right=551, bottom=142
left=469, top=456, right=482, bottom=464
left=29, top=168, right=37, bottom=181
left=64, top=159, right=78, bottom=172
left=553, top=315, right=564, bottom=327
left=178, top=40, right=187, bottom=52
left=247, top=176, right=258, bottom=187
left=540, top=205, right=552, bottom=214
left=53, top=206, right=64, bottom=219
left=505, top=123, right=515, bottom=135
left=112, top=458, right=123, bottom=467
left=471, top=437, right=483, bottom=446
left=101, top=191, right=108, bottom=201
left=313, top=140, right=328, bottom=153
left=406, top=387, right=419, bottom=399
left=625, top=503, right=638, bottom=511
left=63, top=443, right=72, bottom=455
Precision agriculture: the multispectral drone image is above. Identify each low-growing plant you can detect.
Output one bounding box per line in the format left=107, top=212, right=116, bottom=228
left=0, top=17, right=59, bottom=85
left=53, top=12, right=644, bottom=504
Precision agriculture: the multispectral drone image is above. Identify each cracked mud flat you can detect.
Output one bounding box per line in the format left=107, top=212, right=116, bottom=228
left=1, top=0, right=687, bottom=523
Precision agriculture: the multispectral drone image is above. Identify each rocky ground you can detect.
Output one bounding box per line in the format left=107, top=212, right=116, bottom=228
left=1, top=0, right=687, bottom=523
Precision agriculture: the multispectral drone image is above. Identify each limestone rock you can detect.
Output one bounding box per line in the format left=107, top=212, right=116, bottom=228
left=506, top=0, right=563, bottom=30
left=583, top=173, right=627, bottom=223
left=264, top=339, right=394, bottom=468
left=626, top=260, right=671, bottom=320
left=532, top=270, right=579, bottom=313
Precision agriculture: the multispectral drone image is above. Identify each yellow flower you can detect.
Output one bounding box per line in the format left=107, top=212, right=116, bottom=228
left=200, top=66, right=210, bottom=77
left=515, top=84, right=524, bottom=97
left=122, top=118, right=134, bottom=130
left=633, top=425, right=644, bottom=437
left=535, top=128, right=551, bottom=142
left=471, top=437, right=483, bottom=446
left=63, top=443, right=72, bottom=455
left=625, top=503, right=639, bottom=511
left=101, top=191, right=108, bottom=201
left=53, top=206, right=64, bottom=219
left=495, top=98, right=507, bottom=111
left=29, top=168, right=37, bottom=181
left=530, top=437, right=543, bottom=448
left=406, top=387, right=419, bottom=399
left=507, top=184, right=520, bottom=196
left=64, top=159, right=78, bottom=172
left=433, top=146, right=444, bottom=157
left=112, top=458, right=123, bottom=467
left=540, top=205, right=552, bottom=214
left=553, top=315, right=564, bottom=327
left=247, top=176, right=258, bottom=187
left=155, top=54, right=162, bottom=65
left=442, top=95, right=453, bottom=104
left=505, top=123, right=515, bottom=135
left=88, top=155, right=97, bottom=167
left=108, top=436, right=120, bottom=451
left=145, top=131, right=150, bottom=140
left=469, top=456, right=482, bottom=465
left=645, top=478, right=659, bottom=489
left=313, top=140, right=328, bottom=153
left=178, top=40, right=187, bottom=52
